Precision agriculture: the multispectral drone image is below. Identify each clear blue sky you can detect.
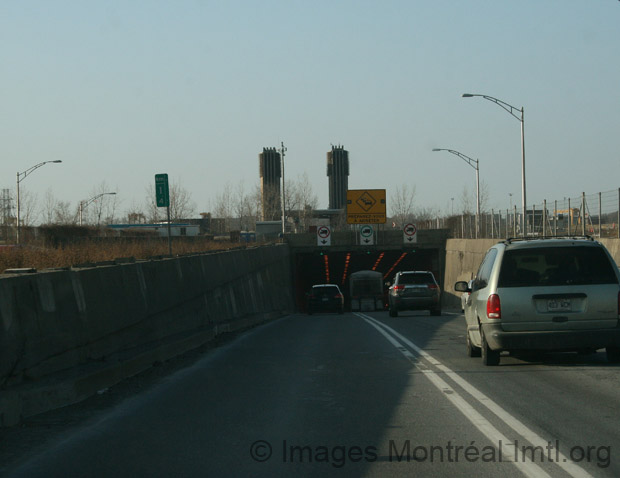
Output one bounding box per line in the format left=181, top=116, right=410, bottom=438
left=2, top=0, right=619, bottom=220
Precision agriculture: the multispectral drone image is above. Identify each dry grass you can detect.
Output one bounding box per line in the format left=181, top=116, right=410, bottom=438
left=0, top=238, right=247, bottom=272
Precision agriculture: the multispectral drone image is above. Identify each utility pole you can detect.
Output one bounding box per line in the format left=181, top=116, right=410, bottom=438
left=279, top=141, right=287, bottom=236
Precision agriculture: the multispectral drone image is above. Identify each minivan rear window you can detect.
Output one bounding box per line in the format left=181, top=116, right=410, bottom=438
left=498, top=246, right=618, bottom=287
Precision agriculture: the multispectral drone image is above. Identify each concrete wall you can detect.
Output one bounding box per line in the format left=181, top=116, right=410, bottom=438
left=0, top=244, right=293, bottom=426
left=442, top=238, right=620, bottom=309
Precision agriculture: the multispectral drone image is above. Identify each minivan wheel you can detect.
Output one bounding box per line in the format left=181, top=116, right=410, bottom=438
left=430, top=308, right=441, bottom=316
left=389, top=308, right=398, bottom=317
left=466, top=330, right=481, bottom=357
left=481, top=329, right=500, bottom=366
left=606, top=346, right=620, bottom=363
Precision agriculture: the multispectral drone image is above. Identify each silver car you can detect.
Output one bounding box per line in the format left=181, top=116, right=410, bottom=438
left=455, top=237, right=620, bottom=365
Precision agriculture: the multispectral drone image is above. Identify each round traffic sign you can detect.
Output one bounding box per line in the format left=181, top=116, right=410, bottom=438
left=360, top=225, right=373, bottom=237
left=317, top=226, right=331, bottom=238
left=404, top=223, right=417, bottom=236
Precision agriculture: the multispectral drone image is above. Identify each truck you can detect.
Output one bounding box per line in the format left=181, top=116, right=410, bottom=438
left=349, top=270, right=385, bottom=311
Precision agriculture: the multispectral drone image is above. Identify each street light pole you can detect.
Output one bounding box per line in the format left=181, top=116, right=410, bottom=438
left=462, top=93, right=526, bottom=236
left=279, top=141, right=287, bottom=236
left=16, top=160, right=62, bottom=244
left=433, top=148, right=480, bottom=238
left=79, top=192, right=117, bottom=226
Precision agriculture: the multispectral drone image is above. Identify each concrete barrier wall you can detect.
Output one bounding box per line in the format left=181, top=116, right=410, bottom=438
left=443, top=238, right=620, bottom=309
left=0, top=244, right=293, bottom=426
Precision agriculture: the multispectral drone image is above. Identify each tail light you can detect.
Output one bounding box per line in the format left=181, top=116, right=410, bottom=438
left=428, top=284, right=438, bottom=290
left=487, top=294, right=501, bottom=319
left=335, top=294, right=343, bottom=299
left=617, top=291, right=620, bottom=317
left=393, top=285, right=405, bottom=291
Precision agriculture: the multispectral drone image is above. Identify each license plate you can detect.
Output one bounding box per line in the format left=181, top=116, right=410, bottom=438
left=547, top=298, right=571, bottom=312
left=322, top=298, right=328, bottom=302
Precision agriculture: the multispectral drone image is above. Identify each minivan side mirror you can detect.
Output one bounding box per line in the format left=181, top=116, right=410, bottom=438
left=454, top=281, right=470, bottom=293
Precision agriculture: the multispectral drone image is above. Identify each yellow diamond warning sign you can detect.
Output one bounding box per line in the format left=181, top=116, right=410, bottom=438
left=346, top=189, right=386, bottom=224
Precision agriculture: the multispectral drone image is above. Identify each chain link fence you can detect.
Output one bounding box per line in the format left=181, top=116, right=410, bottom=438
left=423, top=188, right=620, bottom=239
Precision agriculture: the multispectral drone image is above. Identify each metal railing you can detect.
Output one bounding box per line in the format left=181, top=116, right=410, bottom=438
left=421, top=188, right=620, bottom=239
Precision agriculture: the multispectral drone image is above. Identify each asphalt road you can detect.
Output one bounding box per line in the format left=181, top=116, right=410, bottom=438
left=1, top=310, right=619, bottom=477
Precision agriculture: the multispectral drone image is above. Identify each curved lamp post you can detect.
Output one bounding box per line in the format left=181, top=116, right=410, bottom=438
left=432, top=148, right=480, bottom=238
left=462, top=93, right=526, bottom=236
left=79, top=192, right=117, bottom=226
left=279, top=141, right=287, bottom=236
left=16, top=160, right=62, bottom=244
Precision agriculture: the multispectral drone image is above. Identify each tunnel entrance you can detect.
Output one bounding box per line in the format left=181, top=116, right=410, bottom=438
left=292, top=248, right=442, bottom=312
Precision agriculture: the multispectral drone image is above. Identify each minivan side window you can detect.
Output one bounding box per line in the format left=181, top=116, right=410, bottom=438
left=473, top=248, right=498, bottom=290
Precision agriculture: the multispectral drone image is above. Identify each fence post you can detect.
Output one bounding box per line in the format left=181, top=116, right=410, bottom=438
left=582, top=192, right=586, bottom=236
left=543, top=200, right=547, bottom=237
left=599, top=192, right=602, bottom=238
left=554, top=200, right=557, bottom=236
left=513, top=205, right=517, bottom=237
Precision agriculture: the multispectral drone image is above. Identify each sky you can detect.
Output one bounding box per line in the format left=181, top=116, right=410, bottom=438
left=1, top=0, right=619, bottom=223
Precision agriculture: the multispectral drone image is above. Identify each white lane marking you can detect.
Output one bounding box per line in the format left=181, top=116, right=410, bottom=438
left=358, top=313, right=595, bottom=478
left=362, top=317, right=550, bottom=478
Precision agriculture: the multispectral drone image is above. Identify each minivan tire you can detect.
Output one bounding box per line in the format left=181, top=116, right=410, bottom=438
left=481, top=329, right=500, bottom=366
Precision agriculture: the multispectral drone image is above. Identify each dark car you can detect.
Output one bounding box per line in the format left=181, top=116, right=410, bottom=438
left=307, top=284, right=344, bottom=314
left=388, top=271, right=442, bottom=317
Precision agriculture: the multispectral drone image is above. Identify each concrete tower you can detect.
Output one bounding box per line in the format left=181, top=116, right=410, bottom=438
left=259, top=147, right=281, bottom=221
left=327, top=145, right=349, bottom=210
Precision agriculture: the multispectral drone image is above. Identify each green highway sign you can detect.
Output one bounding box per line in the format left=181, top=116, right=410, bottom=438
left=155, top=173, right=169, bottom=207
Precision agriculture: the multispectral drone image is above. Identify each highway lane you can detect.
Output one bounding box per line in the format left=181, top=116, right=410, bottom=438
left=2, top=310, right=619, bottom=477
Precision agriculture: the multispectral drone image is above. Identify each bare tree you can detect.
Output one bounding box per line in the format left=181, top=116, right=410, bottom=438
left=144, top=178, right=196, bottom=223
left=233, top=181, right=258, bottom=231
left=459, top=180, right=489, bottom=214
left=459, top=185, right=473, bottom=214
left=42, top=188, right=58, bottom=224
left=287, top=172, right=318, bottom=231
left=18, top=188, right=39, bottom=226
left=54, top=201, right=77, bottom=225
left=169, top=181, right=196, bottom=220
left=390, top=184, right=416, bottom=227
left=212, top=182, right=234, bottom=231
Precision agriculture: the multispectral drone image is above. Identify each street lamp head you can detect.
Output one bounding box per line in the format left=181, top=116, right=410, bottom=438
left=432, top=148, right=443, bottom=152
left=52, top=160, right=62, bottom=163
left=462, top=93, right=474, bottom=98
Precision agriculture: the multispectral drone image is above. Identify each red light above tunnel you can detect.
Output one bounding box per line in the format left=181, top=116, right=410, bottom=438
left=341, top=252, right=351, bottom=285
left=324, top=255, right=330, bottom=283
left=383, top=252, right=408, bottom=280
left=372, top=252, right=385, bottom=271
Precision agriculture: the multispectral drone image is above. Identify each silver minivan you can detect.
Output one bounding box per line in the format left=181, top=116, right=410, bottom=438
left=455, top=237, right=620, bottom=365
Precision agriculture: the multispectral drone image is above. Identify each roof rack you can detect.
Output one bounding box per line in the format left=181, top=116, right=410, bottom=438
left=504, top=235, right=593, bottom=244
